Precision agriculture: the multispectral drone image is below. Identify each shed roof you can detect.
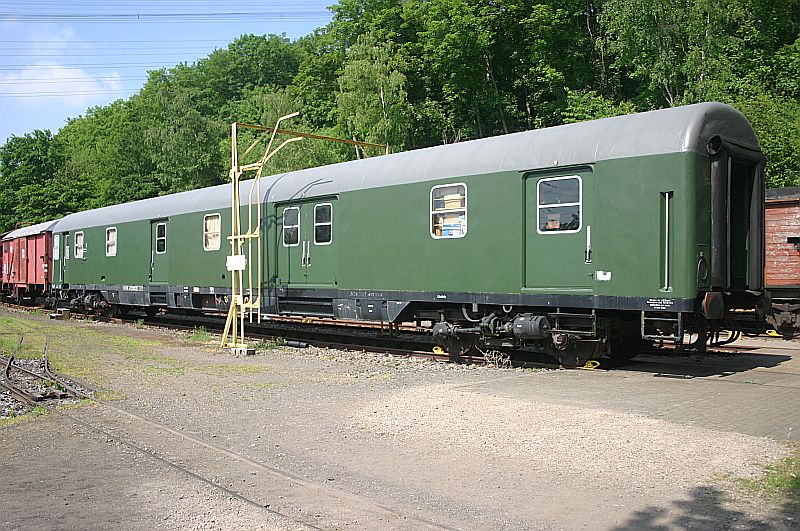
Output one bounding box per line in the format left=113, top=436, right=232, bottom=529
left=766, top=186, right=800, bottom=201
left=51, top=102, right=759, bottom=232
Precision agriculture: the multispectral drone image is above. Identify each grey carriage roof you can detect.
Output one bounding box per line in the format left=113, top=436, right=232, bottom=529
left=1, top=219, right=60, bottom=241
left=51, top=102, right=758, bottom=232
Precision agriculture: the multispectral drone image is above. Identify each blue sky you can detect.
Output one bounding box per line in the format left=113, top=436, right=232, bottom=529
left=0, top=1, right=334, bottom=145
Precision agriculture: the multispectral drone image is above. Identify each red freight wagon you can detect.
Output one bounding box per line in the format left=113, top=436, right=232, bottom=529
left=1, top=221, right=57, bottom=302
left=765, top=187, right=800, bottom=335
left=765, top=187, right=800, bottom=287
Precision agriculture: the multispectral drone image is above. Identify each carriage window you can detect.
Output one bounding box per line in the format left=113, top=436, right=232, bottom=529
left=537, top=176, right=582, bottom=233
left=283, top=207, right=300, bottom=247
left=74, top=231, right=85, bottom=258
left=106, top=227, right=117, bottom=257
left=203, top=214, right=221, bottom=251
left=314, top=203, right=332, bottom=245
left=431, top=183, right=467, bottom=239
left=155, top=223, right=167, bottom=254
left=53, top=234, right=60, bottom=261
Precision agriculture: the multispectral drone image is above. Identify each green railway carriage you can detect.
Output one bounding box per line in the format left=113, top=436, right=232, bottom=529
left=49, top=102, right=766, bottom=365
left=50, top=186, right=235, bottom=312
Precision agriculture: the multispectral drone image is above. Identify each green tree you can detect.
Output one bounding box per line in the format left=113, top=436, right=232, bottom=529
left=0, top=130, right=90, bottom=231
left=139, top=88, right=227, bottom=194
left=59, top=99, right=158, bottom=206
left=734, top=95, right=800, bottom=188
left=600, top=0, right=800, bottom=107
left=292, top=29, right=346, bottom=129
left=337, top=32, right=409, bottom=153
left=562, top=89, right=636, bottom=123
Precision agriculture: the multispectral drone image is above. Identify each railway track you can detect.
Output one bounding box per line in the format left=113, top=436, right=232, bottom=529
left=1, top=300, right=788, bottom=369
left=0, top=350, right=89, bottom=406
left=120, top=311, right=569, bottom=370
left=1, top=300, right=563, bottom=373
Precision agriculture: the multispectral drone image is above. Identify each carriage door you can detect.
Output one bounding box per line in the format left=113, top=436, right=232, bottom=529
left=150, top=220, right=169, bottom=284
left=60, top=233, right=69, bottom=283
left=524, top=172, right=594, bottom=292
left=15, top=239, right=28, bottom=284
left=52, top=234, right=61, bottom=284
left=277, top=200, right=337, bottom=288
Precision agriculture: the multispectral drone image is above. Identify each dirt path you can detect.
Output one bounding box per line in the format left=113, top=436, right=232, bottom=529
left=0, top=310, right=797, bottom=529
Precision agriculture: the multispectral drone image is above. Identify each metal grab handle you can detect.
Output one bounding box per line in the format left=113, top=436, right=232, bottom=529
left=306, top=241, right=311, bottom=266
left=584, top=225, right=592, bottom=264
left=301, top=241, right=307, bottom=267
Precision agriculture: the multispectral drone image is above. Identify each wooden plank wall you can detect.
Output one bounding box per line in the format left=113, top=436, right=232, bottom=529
left=766, top=199, right=800, bottom=287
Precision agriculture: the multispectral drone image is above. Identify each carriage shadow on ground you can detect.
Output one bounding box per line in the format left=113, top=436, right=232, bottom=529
left=616, top=341, right=799, bottom=380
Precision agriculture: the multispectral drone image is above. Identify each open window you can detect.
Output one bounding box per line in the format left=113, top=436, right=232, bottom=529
left=314, top=203, right=332, bottom=245
left=74, top=231, right=85, bottom=259
left=431, top=183, right=467, bottom=239
left=282, top=207, right=299, bottom=247
left=537, top=176, right=582, bottom=234
left=203, top=214, right=221, bottom=251
left=106, top=227, right=117, bottom=257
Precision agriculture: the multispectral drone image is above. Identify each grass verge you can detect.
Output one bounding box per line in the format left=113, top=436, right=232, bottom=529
left=0, top=405, right=48, bottom=429
left=738, top=447, right=800, bottom=507
left=253, top=337, right=285, bottom=351
left=185, top=326, right=213, bottom=342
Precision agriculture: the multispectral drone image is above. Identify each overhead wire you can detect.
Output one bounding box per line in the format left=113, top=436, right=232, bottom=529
left=1, top=52, right=225, bottom=57
left=0, top=39, right=238, bottom=43
left=0, top=2, right=332, bottom=105
left=0, top=91, right=131, bottom=96
left=0, top=12, right=332, bottom=24
left=0, top=77, right=147, bottom=84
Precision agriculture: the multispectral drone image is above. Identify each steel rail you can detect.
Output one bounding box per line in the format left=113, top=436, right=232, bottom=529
left=0, top=354, right=84, bottom=402
left=1, top=355, right=43, bottom=405
left=54, top=407, right=327, bottom=531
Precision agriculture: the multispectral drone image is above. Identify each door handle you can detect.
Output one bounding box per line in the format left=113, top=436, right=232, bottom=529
left=584, top=225, right=592, bottom=264
left=301, top=241, right=307, bottom=267
left=306, top=241, right=311, bottom=267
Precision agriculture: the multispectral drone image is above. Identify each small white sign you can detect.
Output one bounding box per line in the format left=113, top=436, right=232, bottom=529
left=596, top=270, right=612, bottom=281
left=123, top=285, right=144, bottom=292
left=226, top=255, right=247, bottom=271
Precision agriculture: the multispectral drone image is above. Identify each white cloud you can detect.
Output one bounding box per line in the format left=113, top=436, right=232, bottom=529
left=0, top=61, right=122, bottom=108
left=0, top=22, right=123, bottom=109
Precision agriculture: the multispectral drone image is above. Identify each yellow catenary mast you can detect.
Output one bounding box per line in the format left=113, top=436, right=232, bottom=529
left=220, top=114, right=388, bottom=354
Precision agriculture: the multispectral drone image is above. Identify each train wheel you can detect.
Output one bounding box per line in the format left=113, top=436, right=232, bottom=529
left=604, top=321, right=651, bottom=367
left=443, top=336, right=478, bottom=362
left=100, top=304, right=121, bottom=319
left=549, top=334, right=600, bottom=368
